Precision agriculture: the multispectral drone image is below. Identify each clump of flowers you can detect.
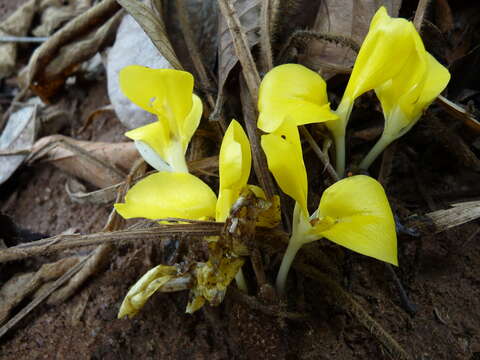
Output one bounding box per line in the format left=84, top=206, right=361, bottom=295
left=114, top=5, right=450, bottom=316
left=115, top=78, right=279, bottom=315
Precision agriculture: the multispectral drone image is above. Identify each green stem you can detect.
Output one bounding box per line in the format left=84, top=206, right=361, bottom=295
left=328, top=98, right=353, bottom=178
left=359, top=134, right=394, bottom=170
left=235, top=268, right=248, bottom=292
left=167, top=140, right=189, bottom=173
left=275, top=234, right=303, bottom=295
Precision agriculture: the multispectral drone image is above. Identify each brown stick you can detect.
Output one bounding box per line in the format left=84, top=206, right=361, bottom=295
left=0, top=224, right=223, bottom=263
left=217, top=0, right=261, bottom=102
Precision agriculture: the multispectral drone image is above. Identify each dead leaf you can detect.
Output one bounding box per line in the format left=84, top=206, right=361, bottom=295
left=106, top=13, right=170, bottom=129
left=25, top=0, right=122, bottom=101
left=0, top=257, right=80, bottom=325
left=217, top=0, right=260, bottom=93
left=117, top=0, right=183, bottom=70
left=28, top=135, right=140, bottom=188
left=0, top=102, right=38, bottom=185
left=33, top=0, right=91, bottom=37
left=0, top=0, right=37, bottom=79
left=300, top=0, right=402, bottom=78
left=166, top=0, right=218, bottom=75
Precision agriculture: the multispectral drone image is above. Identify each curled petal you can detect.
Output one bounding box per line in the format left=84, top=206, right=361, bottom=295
left=261, top=123, right=308, bottom=216
left=115, top=172, right=217, bottom=221
left=125, top=121, right=170, bottom=166
left=180, top=94, right=203, bottom=149
left=312, top=175, right=397, bottom=265
left=216, top=120, right=252, bottom=222
left=343, top=7, right=418, bottom=102
left=118, top=265, right=177, bottom=318
left=258, top=64, right=338, bottom=133
left=119, top=65, right=194, bottom=123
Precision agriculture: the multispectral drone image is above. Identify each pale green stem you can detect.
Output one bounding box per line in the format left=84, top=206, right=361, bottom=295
left=359, top=133, right=394, bottom=170
left=275, top=234, right=303, bottom=295
left=167, top=140, right=189, bottom=173
left=235, top=268, right=248, bottom=292
left=328, top=98, right=354, bottom=178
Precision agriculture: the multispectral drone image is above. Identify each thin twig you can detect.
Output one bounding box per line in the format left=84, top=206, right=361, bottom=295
left=385, top=264, right=417, bottom=316
left=239, top=76, right=276, bottom=199
left=300, top=126, right=339, bottom=182
left=0, top=224, right=224, bottom=263
left=413, top=0, right=431, bottom=32
left=0, top=252, right=94, bottom=340
left=0, top=36, right=48, bottom=43
left=260, top=0, right=273, bottom=71
left=217, top=0, right=261, bottom=102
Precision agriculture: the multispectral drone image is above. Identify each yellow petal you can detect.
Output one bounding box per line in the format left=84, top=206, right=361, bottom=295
left=180, top=94, right=203, bottom=150
left=118, top=264, right=177, bottom=318
left=216, top=120, right=252, bottom=222
left=258, top=64, right=338, bottom=133
left=216, top=188, right=235, bottom=222
left=313, top=175, right=397, bottom=265
left=415, top=53, right=450, bottom=115
left=343, top=7, right=418, bottom=102
left=376, top=41, right=450, bottom=138
left=125, top=120, right=170, bottom=161
left=119, top=65, right=193, bottom=120
left=115, top=172, right=217, bottom=220
left=261, top=123, right=308, bottom=216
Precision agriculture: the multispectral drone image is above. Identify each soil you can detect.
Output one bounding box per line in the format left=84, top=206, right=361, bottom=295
left=1, top=1, right=480, bottom=360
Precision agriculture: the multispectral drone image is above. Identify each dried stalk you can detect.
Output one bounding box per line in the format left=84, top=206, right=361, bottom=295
left=299, top=126, right=339, bottom=182
left=260, top=0, right=273, bottom=71
left=239, top=76, right=277, bottom=199
left=0, top=224, right=223, bottom=263
left=217, top=0, right=261, bottom=102
left=413, top=0, right=431, bottom=32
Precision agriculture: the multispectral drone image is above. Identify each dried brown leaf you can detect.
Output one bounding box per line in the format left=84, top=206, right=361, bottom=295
left=28, top=135, right=140, bottom=188
left=0, top=0, right=37, bottom=78
left=300, top=0, right=402, bottom=78
left=117, top=0, right=183, bottom=70
left=25, top=0, right=122, bottom=101
left=0, top=103, right=38, bottom=185
left=33, top=0, right=91, bottom=37
left=217, top=0, right=260, bottom=92
left=0, top=257, right=80, bottom=325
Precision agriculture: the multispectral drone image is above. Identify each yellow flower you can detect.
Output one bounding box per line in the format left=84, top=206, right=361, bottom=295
left=326, top=6, right=420, bottom=176
left=119, top=65, right=203, bottom=173
left=257, top=63, right=338, bottom=133
left=116, top=120, right=280, bottom=316
left=359, top=34, right=450, bottom=169
left=261, top=126, right=397, bottom=293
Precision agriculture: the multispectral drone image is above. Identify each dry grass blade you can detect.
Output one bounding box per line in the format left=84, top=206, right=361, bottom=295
left=413, top=0, right=432, bottom=32
left=260, top=0, right=273, bottom=71
left=436, top=95, right=480, bottom=134
left=0, top=224, right=224, bottom=263
left=239, top=77, right=276, bottom=199
left=117, top=0, right=183, bottom=70
left=299, top=126, right=339, bottom=182
left=428, top=201, right=480, bottom=233
left=217, top=0, right=261, bottom=102
left=0, top=252, right=94, bottom=340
